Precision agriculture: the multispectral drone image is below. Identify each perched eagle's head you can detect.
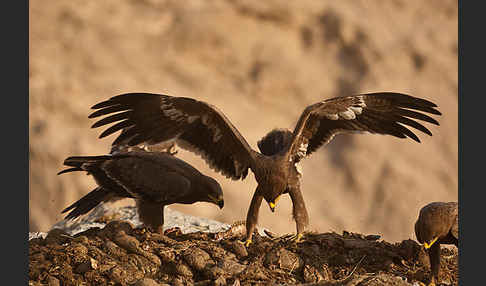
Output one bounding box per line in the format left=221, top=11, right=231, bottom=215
left=201, top=175, right=225, bottom=209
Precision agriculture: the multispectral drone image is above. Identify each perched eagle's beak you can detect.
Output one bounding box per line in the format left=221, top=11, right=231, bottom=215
left=424, top=236, right=439, bottom=249
left=208, top=195, right=224, bottom=209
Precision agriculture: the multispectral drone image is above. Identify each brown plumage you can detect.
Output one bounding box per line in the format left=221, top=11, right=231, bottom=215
left=415, top=202, right=458, bottom=285
left=89, top=92, right=441, bottom=245
left=58, top=150, right=224, bottom=233
left=109, top=127, right=179, bottom=155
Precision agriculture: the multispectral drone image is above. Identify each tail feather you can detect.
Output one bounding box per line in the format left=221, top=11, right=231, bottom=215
left=63, top=155, right=114, bottom=168
left=58, top=155, right=115, bottom=175
left=57, top=167, right=83, bottom=175
left=62, top=187, right=111, bottom=220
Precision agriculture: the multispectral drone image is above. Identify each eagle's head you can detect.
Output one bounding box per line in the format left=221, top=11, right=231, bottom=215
left=257, top=128, right=293, bottom=156
left=202, top=176, right=224, bottom=209
left=414, top=210, right=448, bottom=249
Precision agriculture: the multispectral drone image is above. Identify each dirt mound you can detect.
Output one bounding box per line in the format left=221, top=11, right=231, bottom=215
left=29, top=221, right=458, bottom=286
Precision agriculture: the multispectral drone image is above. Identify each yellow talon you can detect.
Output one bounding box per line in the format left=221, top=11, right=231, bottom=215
left=290, top=233, right=304, bottom=243
left=424, top=237, right=438, bottom=249
left=244, top=239, right=252, bottom=247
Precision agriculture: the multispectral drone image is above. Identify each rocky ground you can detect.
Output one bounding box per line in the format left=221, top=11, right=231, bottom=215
left=29, top=206, right=458, bottom=286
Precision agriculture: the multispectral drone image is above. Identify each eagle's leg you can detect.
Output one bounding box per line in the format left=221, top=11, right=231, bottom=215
left=288, top=186, right=309, bottom=242
left=428, top=242, right=441, bottom=286
left=136, top=200, right=164, bottom=234
left=244, top=191, right=263, bottom=247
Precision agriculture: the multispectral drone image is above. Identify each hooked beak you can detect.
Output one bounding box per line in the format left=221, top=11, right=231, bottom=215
left=424, top=236, right=439, bottom=249
left=268, top=202, right=276, bottom=212
left=268, top=195, right=281, bottom=213
left=208, top=194, right=224, bottom=209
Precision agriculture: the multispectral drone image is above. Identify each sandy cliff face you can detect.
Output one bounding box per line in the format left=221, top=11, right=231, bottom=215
left=29, top=0, right=458, bottom=242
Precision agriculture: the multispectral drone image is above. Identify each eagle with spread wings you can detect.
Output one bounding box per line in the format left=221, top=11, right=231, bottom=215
left=89, top=92, right=441, bottom=245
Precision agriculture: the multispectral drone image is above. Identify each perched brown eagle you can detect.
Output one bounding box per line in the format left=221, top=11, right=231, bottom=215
left=58, top=150, right=224, bottom=233
left=415, top=201, right=458, bottom=285
left=89, top=92, right=441, bottom=245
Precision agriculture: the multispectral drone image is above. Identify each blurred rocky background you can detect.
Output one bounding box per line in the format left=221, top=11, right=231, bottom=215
left=29, top=0, right=457, bottom=243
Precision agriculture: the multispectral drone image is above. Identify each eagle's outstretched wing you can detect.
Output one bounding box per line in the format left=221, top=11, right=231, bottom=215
left=90, top=93, right=256, bottom=180
left=288, top=92, right=441, bottom=162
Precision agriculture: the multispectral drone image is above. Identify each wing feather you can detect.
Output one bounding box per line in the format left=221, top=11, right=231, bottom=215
left=393, top=115, right=432, bottom=136
left=90, top=93, right=256, bottom=180
left=88, top=105, right=128, bottom=118
left=289, top=92, right=441, bottom=161
left=99, top=120, right=134, bottom=139
left=112, top=126, right=139, bottom=146
left=394, top=108, right=439, bottom=125
left=101, top=153, right=192, bottom=202
left=91, top=111, right=132, bottom=128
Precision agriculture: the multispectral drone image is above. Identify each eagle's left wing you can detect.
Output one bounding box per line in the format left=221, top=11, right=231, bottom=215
left=288, top=92, right=441, bottom=162
left=89, top=93, right=257, bottom=180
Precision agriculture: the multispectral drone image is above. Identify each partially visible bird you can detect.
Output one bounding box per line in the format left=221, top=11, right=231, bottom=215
left=58, top=150, right=224, bottom=234
left=415, top=201, right=458, bottom=286
left=88, top=92, right=441, bottom=246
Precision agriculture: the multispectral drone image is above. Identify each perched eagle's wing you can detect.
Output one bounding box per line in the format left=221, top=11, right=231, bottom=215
left=90, top=93, right=256, bottom=180
left=58, top=154, right=134, bottom=198
left=58, top=154, right=136, bottom=220
left=289, top=92, right=441, bottom=162
left=102, top=153, right=192, bottom=203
